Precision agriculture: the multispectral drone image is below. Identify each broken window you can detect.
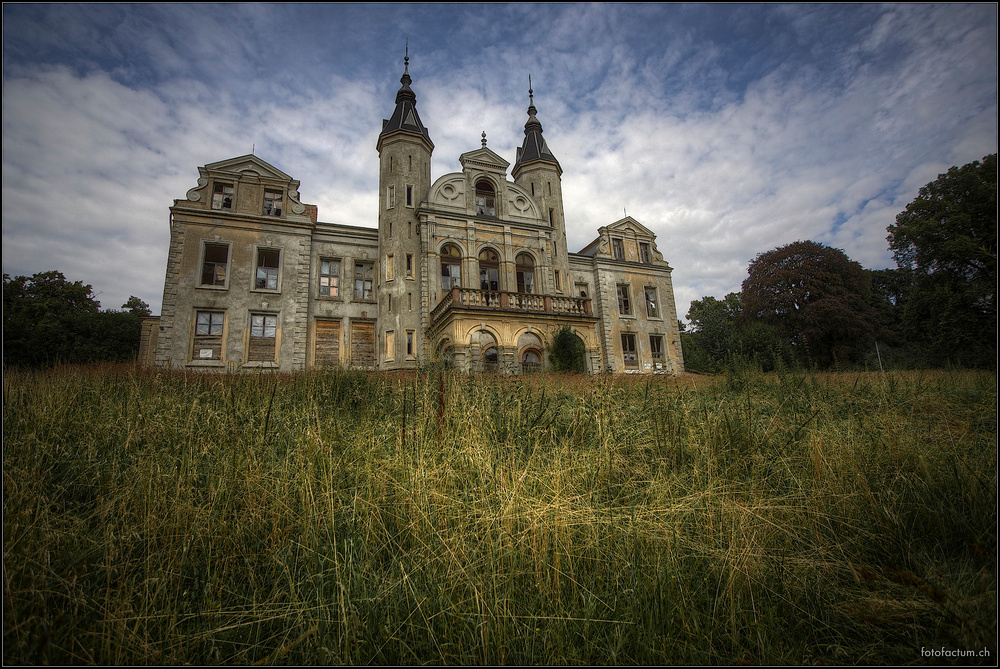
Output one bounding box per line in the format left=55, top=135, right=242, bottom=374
left=644, top=286, right=659, bottom=319
left=617, top=284, right=632, bottom=316
left=319, top=258, right=340, bottom=297
left=406, top=330, right=415, bottom=357
left=650, top=335, right=665, bottom=362
left=475, top=180, right=495, bottom=216
left=515, top=253, right=535, bottom=294
left=193, top=311, right=225, bottom=360
left=263, top=189, right=283, bottom=217
left=201, top=242, right=230, bottom=287
left=621, top=333, right=638, bottom=369
left=478, top=248, right=500, bottom=293
left=212, top=182, right=234, bottom=210
left=354, top=261, right=374, bottom=301
left=441, top=244, right=462, bottom=290
left=639, top=242, right=652, bottom=264
left=255, top=249, right=280, bottom=290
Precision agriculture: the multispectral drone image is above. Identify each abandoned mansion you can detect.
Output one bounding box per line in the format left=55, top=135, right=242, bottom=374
left=142, top=59, right=684, bottom=374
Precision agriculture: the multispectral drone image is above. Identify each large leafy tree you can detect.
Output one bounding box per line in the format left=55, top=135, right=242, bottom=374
left=3, top=271, right=142, bottom=367
left=741, top=241, right=877, bottom=368
left=886, top=154, right=996, bottom=367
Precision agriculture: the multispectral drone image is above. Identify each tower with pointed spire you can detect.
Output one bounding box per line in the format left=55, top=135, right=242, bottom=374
left=512, top=78, right=570, bottom=302
left=376, top=47, right=434, bottom=368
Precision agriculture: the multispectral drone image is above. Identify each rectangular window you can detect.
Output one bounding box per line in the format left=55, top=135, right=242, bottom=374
left=263, top=189, right=283, bottom=217
left=319, top=258, right=340, bottom=297
left=621, top=333, right=638, bottom=369
left=617, top=284, right=632, bottom=316
left=644, top=286, right=659, bottom=319
left=201, top=242, right=229, bottom=287
left=406, top=184, right=413, bottom=207
left=639, top=242, right=652, bottom=264
left=248, top=314, right=277, bottom=362
left=554, top=270, right=562, bottom=292
left=255, top=249, right=280, bottom=290
left=406, top=253, right=413, bottom=277
left=612, top=238, right=625, bottom=260
left=212, top=182, right=234, bottom=210
left=193, top=311, right=225, bottom=360
left=406, top=330, right=414, bottom=357
left=385, top=330, right=395, bottom=361
left=386, top=254, right=394, bottom=281
left=650, top=335, right=664, bottom=361
left=386, top=185, right=395, bottom=209
left=354, top=261, right=374, bottom=301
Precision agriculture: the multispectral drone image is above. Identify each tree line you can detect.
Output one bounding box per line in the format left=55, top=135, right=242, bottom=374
left=3, top=271, right=151, bottom=368
left=682, top=154, right=996, bottom=371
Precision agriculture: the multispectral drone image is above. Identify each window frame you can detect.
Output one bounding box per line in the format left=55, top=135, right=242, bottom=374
left=262, top=188, right=283, bottom=217
left=385, top=253, right=395, bottom=281
left=192, top=310, right=226, bottom=361
left=639, top=242, right=652, bottom=264
left=211, top=182, right=234, bottom=211
left=385, top=330, right=396, bottom=362
left=515, top=252, right=535, bottom=295
left=247, top=313, right=278, bottom=363
left=200, top=241, right=231, bottom=289
left=617, top=284, right=632, bottom=316
left=475, top=180, right=496, bottom=217
left=612, top=237, right=625, bottom=260
left=644, top=286, right=660, bottom=319
left=649, top=334, right=665, bottom=362
left=441, top=245, right=462, bottom=290
left=319, top=257, right=341, bottom=299
left=254, top=247, right=281, bottom=292
left=621, top=333, right=638, bottom=369
left=354, top=260, right=375, bottom=302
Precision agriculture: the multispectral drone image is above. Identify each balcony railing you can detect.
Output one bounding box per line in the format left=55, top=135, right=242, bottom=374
left=430, top=286, right=593, bottom=325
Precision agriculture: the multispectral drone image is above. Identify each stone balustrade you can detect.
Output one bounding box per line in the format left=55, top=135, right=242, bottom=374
left=430, top=286, right=593, bottom=324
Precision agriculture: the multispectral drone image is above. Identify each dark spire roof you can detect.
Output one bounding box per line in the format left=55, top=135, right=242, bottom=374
left=513, top=76, right=560, bottom=174
left=378, top=47, right=433, bottom=148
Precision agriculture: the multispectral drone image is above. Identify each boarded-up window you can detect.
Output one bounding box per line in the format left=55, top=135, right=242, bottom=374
left=193, top=311, right=224, bottom=359
left=350, top=321, right=375, bottom=367
left=249, top=314, right=277, bottom=362
left=314, top=319, right=341, bottom=368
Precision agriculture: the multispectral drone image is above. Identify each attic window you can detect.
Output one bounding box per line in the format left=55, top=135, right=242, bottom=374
left=263, top=189, right=283, bottom=217
left=475, top=180, right=495, bottom=217
left=639, top=242, right=651, bottom=264
left=212, top=182, right=234, bottom=210
left=612, top=237, right=625, bottom=260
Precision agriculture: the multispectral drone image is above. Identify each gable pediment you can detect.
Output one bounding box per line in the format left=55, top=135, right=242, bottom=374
left=459, top=147, right=510, bottom=173
left=203, top=155, right=293, bottom=182
left=605, top=216, right=655, bottom=238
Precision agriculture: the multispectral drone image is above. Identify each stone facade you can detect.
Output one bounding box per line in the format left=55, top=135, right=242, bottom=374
left=146, top=62, right=684, bottom=374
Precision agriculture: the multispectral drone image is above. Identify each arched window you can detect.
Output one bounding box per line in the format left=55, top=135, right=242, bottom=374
left=478, top=248, right=500, bottom=293
left=521, top=349, right=542, bottom=372
left=515, top=253, right=535, bottom=294
left=482, top=346, right=499, bottom=372
left=441, top=244, right=462, bottom=290
left=475, top=180, right=496, bottom=216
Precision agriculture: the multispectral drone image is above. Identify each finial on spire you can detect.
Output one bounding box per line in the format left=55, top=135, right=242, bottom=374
left=404, top=39, right=409, bottom=75
left=481, top=131, right=487, bottom=148
left=528, top=74, right=533, bottom=106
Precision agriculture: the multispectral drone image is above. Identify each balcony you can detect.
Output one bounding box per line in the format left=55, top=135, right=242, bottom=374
left=430, top=286, right=593, bottom=326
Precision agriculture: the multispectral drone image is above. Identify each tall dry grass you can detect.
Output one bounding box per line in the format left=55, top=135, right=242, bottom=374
left=3, top=364, right=996, bottom=664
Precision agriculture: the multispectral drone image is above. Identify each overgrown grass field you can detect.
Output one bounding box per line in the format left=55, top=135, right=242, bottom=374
left=3, top=365, right=996, bottom=664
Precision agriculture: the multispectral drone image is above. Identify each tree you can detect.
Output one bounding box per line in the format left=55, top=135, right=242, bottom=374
left=886, top=154, right=996, bottom=367
left=741, top=241, right=878, bottom=368
left=3, top=271, right=142, bottom=367
left=548, top=325, right=587, bottom=373
left=122, top=295, right=152, bottom=316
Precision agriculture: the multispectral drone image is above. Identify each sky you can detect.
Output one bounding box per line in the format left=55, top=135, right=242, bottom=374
left=3, top=3, right=997, bottom=321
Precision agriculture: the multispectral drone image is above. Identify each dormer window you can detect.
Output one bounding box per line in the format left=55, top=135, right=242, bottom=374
left=612, top=237, right=625, bottom=260
left=639, top=242, right=651, bottom=264
left=212, top=182, right=234, bottom=210
left=475, top=180, right=495, bottom=217
left=263, top=189, right=283, bottom=217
